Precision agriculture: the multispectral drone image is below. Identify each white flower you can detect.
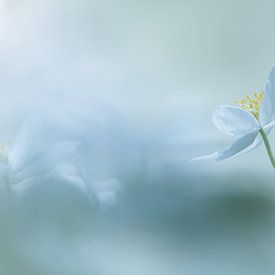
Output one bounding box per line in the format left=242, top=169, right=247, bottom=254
left=0, top=116, right=122, bottom=210
left=193, top=66, right=275, bottom=165
left=0, top=117, right=86, bottom=194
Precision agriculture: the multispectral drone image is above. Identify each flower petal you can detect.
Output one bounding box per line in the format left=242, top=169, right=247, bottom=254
left=238, top=121, right=275, bottom=155
left=260, top=65, right=275, bottom=126
left=263, top=120, right=275, bottom=133
left=9, top=117, right=43, bottom=171
left=191, top=130, right=258, bottom=161
left=213, top=105, right=259, bottom=136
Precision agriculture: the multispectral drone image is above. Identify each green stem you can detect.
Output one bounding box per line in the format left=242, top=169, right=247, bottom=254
left=260, top=128, right=275, bottom=169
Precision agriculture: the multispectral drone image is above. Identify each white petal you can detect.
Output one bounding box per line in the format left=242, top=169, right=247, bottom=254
left=9, top=117, right=43, bottom=171
left=213, top=105, right=259, bottom=136
left=263, top=119, right=275, bottom=133
left=12, top=141, right=81, bottom=183
left=240, top=121, right=275, bottom=155
left=234, top=134, right=262, bottom=156
left=192, top=130, right=258, bottom=161
left=260, top=65, right=275, bottom=126
left=191, top=152, right=218, bottom=162
left=91, top=179, right=121, bottom=211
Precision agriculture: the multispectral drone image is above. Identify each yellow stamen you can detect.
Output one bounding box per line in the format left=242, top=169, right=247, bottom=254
left=236, top=91, right=264, bottom=120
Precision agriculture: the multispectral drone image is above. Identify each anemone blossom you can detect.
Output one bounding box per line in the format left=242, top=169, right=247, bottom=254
left=193, top=66, right=275, bottom=168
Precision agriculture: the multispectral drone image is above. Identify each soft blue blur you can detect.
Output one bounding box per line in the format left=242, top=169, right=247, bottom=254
left=0, top=0, right=275, bottom=274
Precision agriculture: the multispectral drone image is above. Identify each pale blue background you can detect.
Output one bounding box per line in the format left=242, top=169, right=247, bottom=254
left=0, top=0, right=275, bottom=274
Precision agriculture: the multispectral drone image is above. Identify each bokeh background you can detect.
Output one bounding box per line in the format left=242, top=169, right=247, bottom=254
left=1, top=0, right=275, bottom=274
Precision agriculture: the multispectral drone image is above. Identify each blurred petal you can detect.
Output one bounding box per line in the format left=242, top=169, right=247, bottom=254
left=9, top=117, right=43, bottom=172
left=90, top=179, right=122, bottom=211
left=260, top=65, right=275, bottom=125
left=192, top=130, right=258, bottom=161
left=12, top=141, right=81, bottom=185
left=213, top=105, right=259, bottom=136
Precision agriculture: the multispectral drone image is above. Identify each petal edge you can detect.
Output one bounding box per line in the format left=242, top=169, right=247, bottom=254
left=213, top=105, right=259, bottom=136
left=192, top=130, right=258, bottom=162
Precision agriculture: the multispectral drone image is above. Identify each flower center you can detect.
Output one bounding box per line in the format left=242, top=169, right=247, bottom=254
left=236, top=91, right=264, bottom=120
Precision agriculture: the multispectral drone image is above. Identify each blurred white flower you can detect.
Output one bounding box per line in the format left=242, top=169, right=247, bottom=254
left=0, top=117, right=84, bottom=194
left=193, top=66, right=275, bottom=167
left=0, top=116, right=122, bottom=210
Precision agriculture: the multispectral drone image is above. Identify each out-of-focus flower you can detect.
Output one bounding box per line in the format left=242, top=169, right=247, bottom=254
left=193, top=66, right=275, bottom=167
left=0, top=116, right=122, bottom=210
left=0, top=117, right=88, bottom=194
